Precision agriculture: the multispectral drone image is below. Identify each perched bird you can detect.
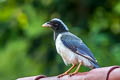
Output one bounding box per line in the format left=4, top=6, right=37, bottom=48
left=42, top=18, right=99, bottom=77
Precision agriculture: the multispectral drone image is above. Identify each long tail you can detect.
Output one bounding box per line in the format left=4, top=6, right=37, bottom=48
left=90, top=61, right=100, bottom=69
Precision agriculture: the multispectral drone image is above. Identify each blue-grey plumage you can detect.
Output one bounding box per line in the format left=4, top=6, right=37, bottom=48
left=56, top=32, right=99, bottom=69
left=60, top=33, right=99, bottom=68
left=42, top=18, right=99, bottom=77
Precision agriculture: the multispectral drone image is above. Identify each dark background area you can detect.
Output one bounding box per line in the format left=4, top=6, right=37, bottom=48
left=0, top=0, right=120, bottom=80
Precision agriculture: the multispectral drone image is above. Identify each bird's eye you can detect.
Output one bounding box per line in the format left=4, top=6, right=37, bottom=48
left=55, top=24, right=58, bottom=26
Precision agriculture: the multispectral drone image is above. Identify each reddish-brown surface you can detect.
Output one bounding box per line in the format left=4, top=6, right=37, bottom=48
left=17, top=66, right=120, bottom=80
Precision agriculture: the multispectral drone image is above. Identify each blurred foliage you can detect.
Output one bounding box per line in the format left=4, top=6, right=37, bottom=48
left=0, top=0, right=120, bottom=80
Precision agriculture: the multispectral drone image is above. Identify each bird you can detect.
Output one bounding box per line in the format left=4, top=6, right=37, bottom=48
left=42, top=18, right=99, bottom=78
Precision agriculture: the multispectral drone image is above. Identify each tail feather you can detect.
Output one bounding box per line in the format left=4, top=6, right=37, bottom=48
left=90, top=61, right=100, bottom=69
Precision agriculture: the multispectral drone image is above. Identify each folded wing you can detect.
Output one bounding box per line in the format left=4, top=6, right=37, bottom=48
left=61, top=33, right=98, bottom=65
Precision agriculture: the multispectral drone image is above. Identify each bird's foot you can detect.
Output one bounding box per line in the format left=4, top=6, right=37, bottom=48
left=69, top=72, right=78, bottom=77
left=57, top=72, right=68, bottom=78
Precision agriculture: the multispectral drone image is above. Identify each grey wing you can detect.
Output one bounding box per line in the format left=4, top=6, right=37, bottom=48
left=61, top=33, right=97, bottom=64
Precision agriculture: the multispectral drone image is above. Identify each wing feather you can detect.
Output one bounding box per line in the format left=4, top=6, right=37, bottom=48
left=61, top=32, right=97, bottom=63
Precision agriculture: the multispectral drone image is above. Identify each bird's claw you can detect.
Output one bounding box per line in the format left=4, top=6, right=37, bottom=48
left=69, top=72, right=78, bottom=77
left=57, top=72, right=68, bottom=78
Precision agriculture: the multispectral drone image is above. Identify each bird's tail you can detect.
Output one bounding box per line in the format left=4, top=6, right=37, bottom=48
left=90, top=61, right=100, bottom=69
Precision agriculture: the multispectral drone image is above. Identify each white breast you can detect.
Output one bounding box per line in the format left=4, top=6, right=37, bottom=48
left=55, top=32, right=92, bottom=67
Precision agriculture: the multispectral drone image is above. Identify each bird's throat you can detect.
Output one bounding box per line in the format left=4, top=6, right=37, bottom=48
left=54, top=32, right=59, bottom=41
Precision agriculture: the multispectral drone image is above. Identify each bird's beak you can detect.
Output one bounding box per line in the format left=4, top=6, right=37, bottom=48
left=42, top=22, right=52, bottom=27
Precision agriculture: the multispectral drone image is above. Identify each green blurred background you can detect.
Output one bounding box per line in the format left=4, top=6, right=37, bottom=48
left=0, top=0, right=120, bottom=80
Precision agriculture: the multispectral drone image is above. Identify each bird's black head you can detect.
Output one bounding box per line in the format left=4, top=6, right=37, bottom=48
left=42, top=18, right=69, bottom=33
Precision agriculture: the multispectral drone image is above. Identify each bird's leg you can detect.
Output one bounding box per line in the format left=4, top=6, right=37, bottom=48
left=69, top=62, right=82, bottom=76
left=58, top=64, right=76, bottom=78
